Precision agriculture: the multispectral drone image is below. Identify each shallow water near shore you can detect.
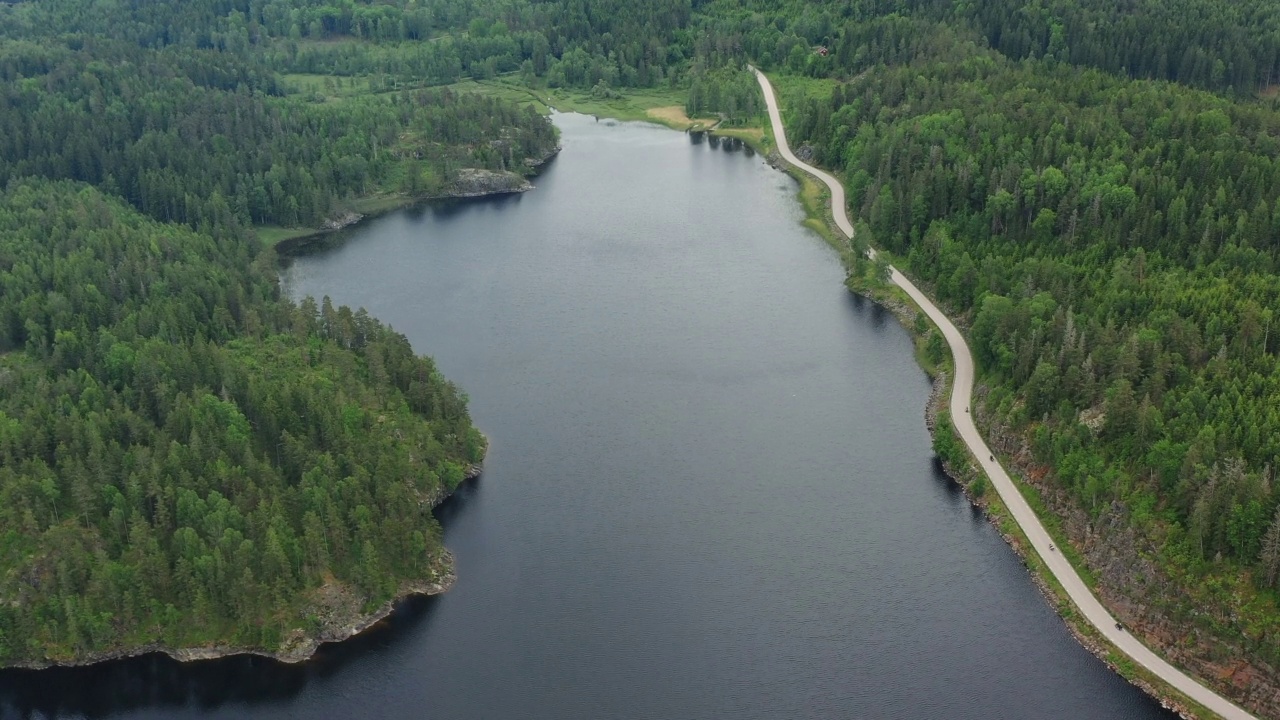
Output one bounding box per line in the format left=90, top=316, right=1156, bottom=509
left=0, top=112, right=1176, bottom=720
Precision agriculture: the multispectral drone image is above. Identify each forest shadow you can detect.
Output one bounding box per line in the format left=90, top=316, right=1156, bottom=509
left=411, top=190, right=527, bottom=222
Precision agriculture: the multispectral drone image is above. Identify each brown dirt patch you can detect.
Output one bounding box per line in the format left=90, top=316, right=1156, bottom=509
left=646, top=105, right=719, bottom=130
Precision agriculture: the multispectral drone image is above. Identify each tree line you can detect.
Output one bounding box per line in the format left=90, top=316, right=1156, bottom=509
left=0, top=180, right=484, bottom=662
left=0, top=37, right=557, bottom=233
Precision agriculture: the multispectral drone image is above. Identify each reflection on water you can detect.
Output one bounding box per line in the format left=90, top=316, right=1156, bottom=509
left=847, top=291, right=892, bottom=330
left=688, top=132, right=747, bottom=154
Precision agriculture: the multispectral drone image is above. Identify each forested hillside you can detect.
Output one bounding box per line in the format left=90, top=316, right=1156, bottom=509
left=691, top=0, right=1280, bottom=94
left=0, top=0, right=693, bottom=92
left=788, top=15, right=1280, bottom=569
left=0, top=38, right=557, bottom=232
left=0, top=180, right=484, bottom=663
left=742, top=8, right=1280, bottom=714
left=0, top=0, right=551, bottom=665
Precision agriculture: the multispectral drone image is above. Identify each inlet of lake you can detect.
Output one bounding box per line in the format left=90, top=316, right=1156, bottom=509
left=0, top=113, right=1177, bottom=720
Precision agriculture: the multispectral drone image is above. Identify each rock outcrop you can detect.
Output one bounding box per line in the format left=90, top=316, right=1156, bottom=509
left=441, top=168, right=533, bottom=198
left=14, top=446, right=487, bottom=670
left=322, top=211, right=364, bottom=230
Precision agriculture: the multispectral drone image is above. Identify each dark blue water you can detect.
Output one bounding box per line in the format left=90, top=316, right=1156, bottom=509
left=0, top=114, right=1175, bottom=720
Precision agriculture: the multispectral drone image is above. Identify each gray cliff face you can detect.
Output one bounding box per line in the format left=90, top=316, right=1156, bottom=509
left=524, top=145, right=561, bottom=171
left=443, top=168, right=533, bottom=198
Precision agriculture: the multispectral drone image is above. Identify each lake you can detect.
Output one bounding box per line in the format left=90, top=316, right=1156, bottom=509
left=0, top=113, right=1175, bottom=720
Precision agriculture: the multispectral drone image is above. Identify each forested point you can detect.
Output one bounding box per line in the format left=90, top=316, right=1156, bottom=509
left=0, top=180, right=484, bottom=663
left=2, top=0, right=1280, bottom=712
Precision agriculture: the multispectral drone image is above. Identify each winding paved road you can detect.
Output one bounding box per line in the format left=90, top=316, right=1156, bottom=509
left=753, top=67, right=1257, bottom=720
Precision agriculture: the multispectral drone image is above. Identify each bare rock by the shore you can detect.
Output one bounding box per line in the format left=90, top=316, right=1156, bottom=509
left=442, top=168, right=533, bottom=198
left=13, top=447, right=487, bottom=671
left=524, top=145, right=561, bottom=171
left=270, top=556, right=458, bottom=664
left=322, top=211, right=364, bottom=231
left=10, top=556, right=458, bottom=671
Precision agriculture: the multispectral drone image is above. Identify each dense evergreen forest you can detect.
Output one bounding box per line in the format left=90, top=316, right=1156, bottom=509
left=0, top=0, right=553, bottom=664
left=0, top=180, right=484, bottom=661
left=4, top=0, right=1280, bottom=710
left=0, top=38, right=557, bottom=232
left=750, top=5, right=1280, bottom=710
left=773, top=0, right=1280, bottom=638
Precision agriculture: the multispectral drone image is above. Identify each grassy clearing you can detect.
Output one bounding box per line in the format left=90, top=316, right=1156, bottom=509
left=534, top=85, right=691, bottom=123
left=713, top=126, right=766, bottom=145
left=256, top=225, right=318, bottom=248
left=797, top=175, right=836, bottom=242
left=280, top=72, right=414, bottom=103
left=290, top=37, right=365, bottom=50
left=444, top=78, right=551, bottom=112
left=801, top=187, right=842, bottom=250
left=346, top=194, right=413, bottom=215
left=282, top=70, right=504, bottom=104
left=644, top=105, right=720, bottom=131
left=255, top=194, right=415, bottom=248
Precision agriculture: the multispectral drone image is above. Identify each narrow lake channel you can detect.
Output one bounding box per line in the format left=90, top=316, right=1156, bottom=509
left=0, top=113, right=1177, bottom=720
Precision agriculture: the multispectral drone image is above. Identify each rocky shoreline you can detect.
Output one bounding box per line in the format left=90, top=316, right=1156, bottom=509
left=920, top=374, right=1203, bottom=719
left=847, top=281, right=1224, bottom=719
left=11, top=461, right=485, bottom=670
left=966, top=391, right=1280, bottom=719
left=756, top=103, right=1250, bottom=717
left=272, top=146, right=562, bottom=253
left=429, top=167, right=533, bottom=199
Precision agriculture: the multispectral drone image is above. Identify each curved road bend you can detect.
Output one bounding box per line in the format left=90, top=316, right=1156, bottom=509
left=752, top=67, right=1257, bottom=720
